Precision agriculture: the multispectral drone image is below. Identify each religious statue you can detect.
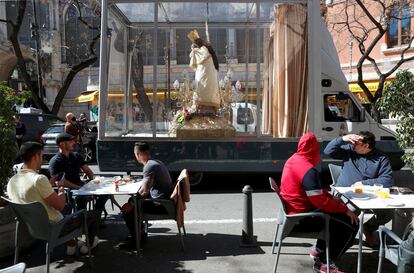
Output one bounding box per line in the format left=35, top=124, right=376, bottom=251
left=187, top=30, right=221, bottom=114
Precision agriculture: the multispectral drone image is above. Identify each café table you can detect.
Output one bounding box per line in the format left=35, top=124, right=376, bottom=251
left=72, top=177, right=143, bottom=255
left=332, top=186, right=414, bottom=273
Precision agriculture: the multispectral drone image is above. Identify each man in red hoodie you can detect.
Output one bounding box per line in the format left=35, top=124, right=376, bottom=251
left=280, top=132, right=359, bottom=273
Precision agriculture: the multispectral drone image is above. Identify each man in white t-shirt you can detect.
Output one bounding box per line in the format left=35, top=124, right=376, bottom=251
left=7, top=142, right=100, bottom=255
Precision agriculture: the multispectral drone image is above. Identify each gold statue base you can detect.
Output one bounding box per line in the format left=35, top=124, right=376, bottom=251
left=176, top=115, right=236, bottom=139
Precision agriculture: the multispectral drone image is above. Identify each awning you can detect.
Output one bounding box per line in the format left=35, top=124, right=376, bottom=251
left=348, top=80, right=392, bottom=93
left=76, top=91, right=98, bottom=103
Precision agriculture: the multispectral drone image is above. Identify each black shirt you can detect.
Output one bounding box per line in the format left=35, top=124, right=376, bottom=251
left=48, top=152, right=85, bottom=186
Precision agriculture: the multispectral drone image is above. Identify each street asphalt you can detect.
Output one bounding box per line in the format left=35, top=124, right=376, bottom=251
left=1, top=169, right=410, bottom=273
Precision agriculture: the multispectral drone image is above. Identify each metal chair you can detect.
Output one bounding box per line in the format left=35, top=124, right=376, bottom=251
left=1, top=197, right=92, bottom=273
left=138, top=169, right=189, bottom=250
left=377, top=226, right=402, bottom=273
left=0, top=263, right=26, bottom=273
left=268, top=178, right=331, bottom=273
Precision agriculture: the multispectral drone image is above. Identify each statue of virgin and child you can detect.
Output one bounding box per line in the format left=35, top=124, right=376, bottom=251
left=187, top=29, right=221, bottom=115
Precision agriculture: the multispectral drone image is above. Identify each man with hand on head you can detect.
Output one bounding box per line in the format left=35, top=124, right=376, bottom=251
left=324, top=131, right=394, bottom=247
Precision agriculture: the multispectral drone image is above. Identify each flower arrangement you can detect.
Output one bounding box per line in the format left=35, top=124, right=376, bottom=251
left=169, top=108, right=196, bottom=135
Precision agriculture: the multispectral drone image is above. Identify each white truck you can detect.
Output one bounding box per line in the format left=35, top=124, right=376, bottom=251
left=95, top=0, right=403, bottom=183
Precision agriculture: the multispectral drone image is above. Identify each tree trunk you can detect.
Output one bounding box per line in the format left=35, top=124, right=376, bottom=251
left=132, top=46, right=152, bottom=121
left=51, top=57, right=97, bottom=114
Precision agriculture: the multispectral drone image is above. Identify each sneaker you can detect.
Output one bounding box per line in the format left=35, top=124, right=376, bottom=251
left=115, top=239, right=136, bottom=251
left=363, top=231, right=379, bottom=248
left=309, top=248, right=321, bottom=260
left=79, top=237, right=100, bottom=255
left=313, top=260, right=346, bottom=273
left=66, top=245, right=76, bottom=256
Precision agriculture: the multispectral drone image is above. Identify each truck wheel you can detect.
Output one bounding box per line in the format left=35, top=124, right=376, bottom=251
left=189, top=172, right=203, bottom=186
left=83, top=146, right=93, bottom=163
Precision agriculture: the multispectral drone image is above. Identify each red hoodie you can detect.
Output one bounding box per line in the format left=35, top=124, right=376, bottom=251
left=280, top=132, right=348, bottom=215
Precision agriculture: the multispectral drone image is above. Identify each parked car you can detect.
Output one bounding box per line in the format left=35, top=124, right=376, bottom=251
left=17, top=113, right=65, bottom=142
left=41, top=122, right=97, bottom=163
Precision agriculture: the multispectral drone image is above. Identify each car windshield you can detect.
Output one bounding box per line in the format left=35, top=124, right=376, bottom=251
left=45, top=126, right=64, bottom=134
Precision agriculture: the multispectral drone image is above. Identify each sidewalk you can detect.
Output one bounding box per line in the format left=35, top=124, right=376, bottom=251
left=0, top=193, right=397, bottom=273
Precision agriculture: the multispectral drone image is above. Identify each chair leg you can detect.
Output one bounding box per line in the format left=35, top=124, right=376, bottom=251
left=182, top=224, right=187, bottom=236
left=14, top=221, right=20, bottom=264
left=177, top=223, right=185, bottom=250
left=272, top=224, right=280, bottom=254
left=273, top=237, right=283, bottom=273
left=46, top=243, right=50, bottom=273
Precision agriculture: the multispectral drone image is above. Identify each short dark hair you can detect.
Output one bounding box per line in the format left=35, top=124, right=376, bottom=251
left=134, top=142, right=150, bottom=155
left=20, top=141, right=43, bottom=162
left=359, top=131, right=376, bottom=149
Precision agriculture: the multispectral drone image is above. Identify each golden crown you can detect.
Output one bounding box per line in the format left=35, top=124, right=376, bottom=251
left=187, top=30, right=200, bottom=41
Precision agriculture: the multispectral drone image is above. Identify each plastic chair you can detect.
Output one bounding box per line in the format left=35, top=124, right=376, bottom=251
left=138, top=169, right=189, bottom=250
left=0, top=263, right=26, bottom=273
left=328, top=163, right=342, bottom=187
left=1, top=197, right=92, bottom=273
left=377, top=226, right=402, bottom=273
left=268, top=178, right=331, bottom=273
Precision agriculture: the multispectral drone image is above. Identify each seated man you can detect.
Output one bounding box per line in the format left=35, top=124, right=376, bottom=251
left=49, top=133, right=108, bottom=213
left=7, top=142, right=100, bottom=255
left=324, top=131, right=394, bottom=246
left=280, top=133, right=359, bottom=273
left=119, top=142, right=173, bottom=250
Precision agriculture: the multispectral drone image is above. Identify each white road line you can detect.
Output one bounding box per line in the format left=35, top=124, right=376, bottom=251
left=105, top=218, right=277, bottom=225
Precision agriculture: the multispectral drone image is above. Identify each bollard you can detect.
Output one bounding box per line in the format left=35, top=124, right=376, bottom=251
left=241, top=185, right=257, bottom=247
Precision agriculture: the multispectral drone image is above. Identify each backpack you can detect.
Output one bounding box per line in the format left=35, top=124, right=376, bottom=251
left=397, top=227, right=414, bottom=273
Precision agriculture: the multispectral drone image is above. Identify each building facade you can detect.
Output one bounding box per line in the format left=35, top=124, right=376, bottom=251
left=324, top=0, right=414, bottom=104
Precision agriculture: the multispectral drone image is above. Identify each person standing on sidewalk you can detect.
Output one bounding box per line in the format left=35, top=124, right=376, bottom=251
left=280, top=132, right=359, bottom=273
left=64, top=112, right=83, bottom=155
left=324, top=131, right=394, bottom=247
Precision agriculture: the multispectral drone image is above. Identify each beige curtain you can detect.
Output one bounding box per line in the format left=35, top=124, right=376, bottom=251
left=261, top=4, right=308, bottom=137
left=261, top=26, right=274, bottom=134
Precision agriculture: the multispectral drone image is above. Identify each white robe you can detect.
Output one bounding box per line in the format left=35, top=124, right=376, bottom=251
left=189, top=46, right=220, bottom=108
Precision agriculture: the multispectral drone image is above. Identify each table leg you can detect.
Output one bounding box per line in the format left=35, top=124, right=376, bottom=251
left=357, top=210, right=365, bottom=273
left=132, top=195, right=141, bottom=256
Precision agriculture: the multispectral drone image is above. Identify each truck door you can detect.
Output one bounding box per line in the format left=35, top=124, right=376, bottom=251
left=321, top=93, right=367, bottom=139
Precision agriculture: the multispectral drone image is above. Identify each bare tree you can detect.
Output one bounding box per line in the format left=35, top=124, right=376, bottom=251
left=326, top=0, right=414, bottom=122
left=0, top=0, right=100, bottom=114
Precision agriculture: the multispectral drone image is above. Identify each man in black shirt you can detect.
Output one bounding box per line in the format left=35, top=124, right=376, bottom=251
left=49, top=133, right=107, bottom=212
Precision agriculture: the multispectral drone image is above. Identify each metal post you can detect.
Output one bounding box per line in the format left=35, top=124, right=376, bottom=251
left=241, top=185, right=257, bottom=247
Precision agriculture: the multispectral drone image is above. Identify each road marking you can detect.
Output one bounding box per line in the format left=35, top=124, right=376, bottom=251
left=105, top=218, right=277, bottom=225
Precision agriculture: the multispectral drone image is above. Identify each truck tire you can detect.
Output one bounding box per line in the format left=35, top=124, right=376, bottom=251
left=189, top=172, right=203, bottom=186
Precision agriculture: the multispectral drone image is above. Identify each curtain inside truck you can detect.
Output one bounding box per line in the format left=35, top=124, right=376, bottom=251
left=262, top=3, right=308, bottom=137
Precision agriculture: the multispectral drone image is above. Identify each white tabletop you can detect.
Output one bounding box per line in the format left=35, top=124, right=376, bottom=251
left=72, top=178, right=142, bottom=196
left=332, top=186, right=414, bottom=210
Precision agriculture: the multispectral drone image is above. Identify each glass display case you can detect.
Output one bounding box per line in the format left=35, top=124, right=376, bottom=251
left=98, top=0, right=308, bottom=139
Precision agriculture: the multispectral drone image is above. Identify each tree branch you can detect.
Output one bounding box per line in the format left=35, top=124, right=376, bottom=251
left=75, top=0, right=99, bottom=31
left=0, top=19, right=13, bottom=25
left=355, top=0, right=384, bottom=31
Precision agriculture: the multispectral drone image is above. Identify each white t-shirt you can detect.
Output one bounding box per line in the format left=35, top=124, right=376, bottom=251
left=7, top=169, right=63, bottom=223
